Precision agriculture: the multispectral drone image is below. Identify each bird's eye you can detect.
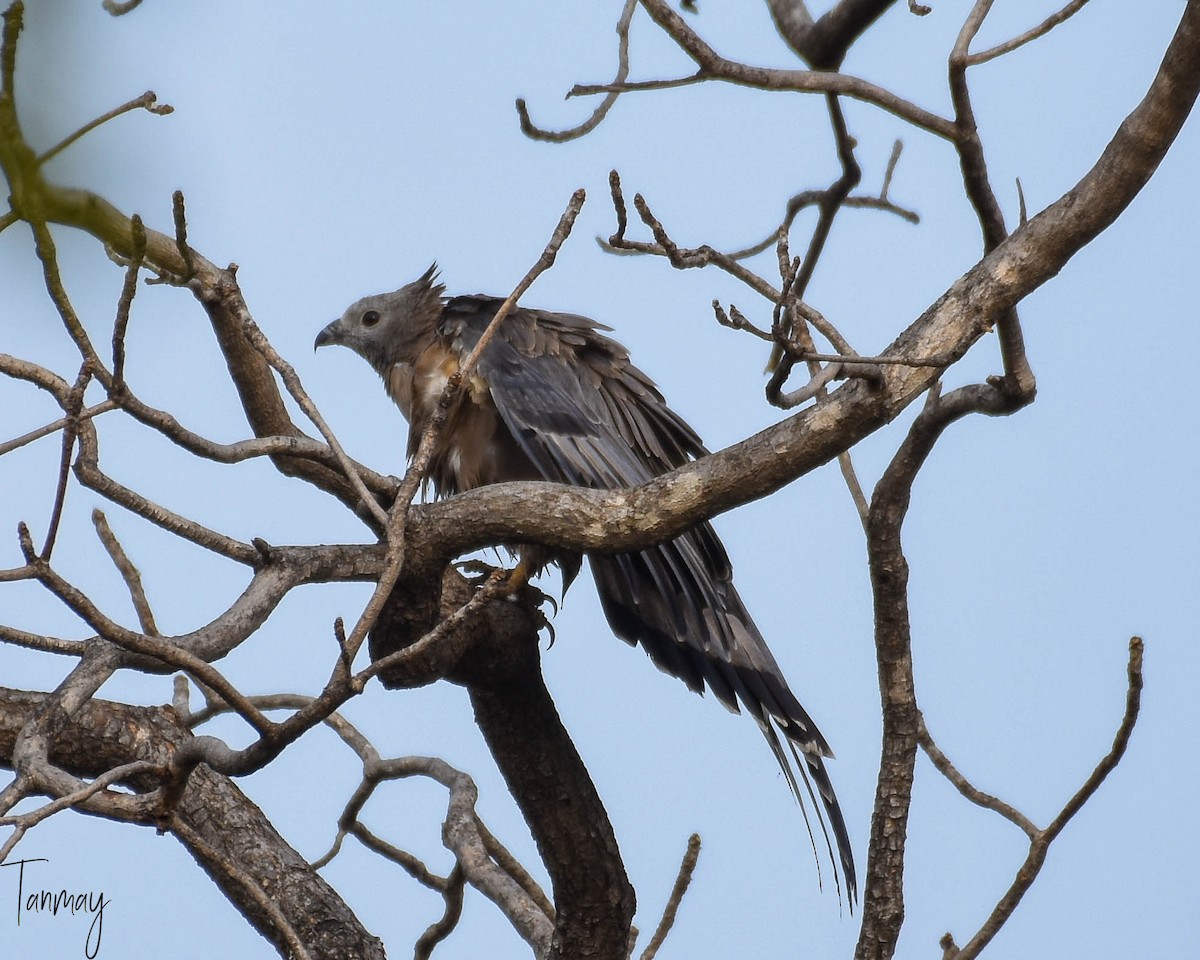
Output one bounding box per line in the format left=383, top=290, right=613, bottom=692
left=361, top=310, right=380, bottom=328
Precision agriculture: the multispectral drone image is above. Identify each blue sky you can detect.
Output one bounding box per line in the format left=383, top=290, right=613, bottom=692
left=2, top=2, right=1198, bottom=958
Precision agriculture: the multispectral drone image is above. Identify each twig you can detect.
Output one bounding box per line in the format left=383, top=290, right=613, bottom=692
left=880, top=138, right=904, bottom=199
left=240, top=316, right=388, bottom=529
left=75, top=438, right=261, bottom=564
left=414, top=863, right=465, bottom=960
left=917, top=713, right=1037, bottom=837
left=0, top=623, right=85, bottom=656
left=943, top=638, right=1145, bottom=960
left=39, top=363, right=92, bottom=560
left=112, top=213, right=146, bottom=388
left=569, top=73, right=707, bottom=99
left=171, top=189, right=195, bottom=280
left=347, top=821, right=449, bottom=889
left=24, top=550, right=276, bottom=735
left=355, top=569, right=510, bottom=685
left=27, top=218, right=111, bottom=385
left=518, top=0, right=637, bottom=142
left=0, top=759, right=160, bottom=863
left=36, top=91, right=172, bottom=167
left=476, top=818, right=556, bottom=920
left=92, top=509, right=159, bottom=635
left=948, top=0, right=1037, bottom=404
left=0, top=2, right=22, bottom=98
left=767, top=94, right=860, bottom=372
left=967, top=0, right=1092, bottom=66
left=640, top=833, right=701, bottom=960
left=633, top=0, right=959, bottom=139
left=723, top=192, right=919, bottom=261
left=608, top=186, right=781, bottom=302
left=0, top=399, right=117, bottom=457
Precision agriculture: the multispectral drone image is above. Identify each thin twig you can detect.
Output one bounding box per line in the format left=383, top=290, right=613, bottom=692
left=1, top=2, right=22, bottom=98
left=27, top=553, right=276, bottom=735
left=112, top=213, right=146, bottom=389
left=640, top=833, right=701, bottom=960
left=917, top=712, right=1038, bottom=838
left=92, top=509, right=159, bottom=635
left=767, top=94, right=860, bottom=372
left=944, top=638, right=1145, bottom=960
left=967, top=0, right=1092, bottom=66
left=27, top=218, right=111, bottom=384
left=633, top=0, right=960, bottom=139
left=39, top=363, right=92, bottom=560
left=948, top=0, right=1037, bottom=404
left=0, top=759, right=160, bottom=863
left=36, top=91, right=172, bottom=167
left=0, top=398, right=117, bottom=457
left=240, top=317, right=388, bottom=529
left=568, top=73, right=706, bottom=99
left=518, top=0, right=637, bottom=142
left=171, top=189, right=195, bottom=280
left=610, top=187, right=781, bottom=302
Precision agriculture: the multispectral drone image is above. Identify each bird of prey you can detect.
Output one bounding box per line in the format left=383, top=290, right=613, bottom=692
left=316, top=266, right=856, bottom=904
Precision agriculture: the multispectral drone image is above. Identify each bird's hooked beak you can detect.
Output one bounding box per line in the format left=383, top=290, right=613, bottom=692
left=313, top=319, right=342, bottom=351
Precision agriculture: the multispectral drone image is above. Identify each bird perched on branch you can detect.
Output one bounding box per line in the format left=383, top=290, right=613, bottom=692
left=315, top=266, right=856, bottom=905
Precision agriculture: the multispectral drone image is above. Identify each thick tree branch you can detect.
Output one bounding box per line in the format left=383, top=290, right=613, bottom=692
left=402, top=3, right=1200, bottom=566
left=0, top=687, right=386, bottom=960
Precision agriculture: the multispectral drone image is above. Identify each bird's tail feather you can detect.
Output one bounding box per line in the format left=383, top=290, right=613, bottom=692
left=587, top=530, right=857, bottom=909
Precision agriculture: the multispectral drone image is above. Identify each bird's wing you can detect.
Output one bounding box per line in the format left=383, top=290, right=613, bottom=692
left=441, top=295, right=856, bottom=906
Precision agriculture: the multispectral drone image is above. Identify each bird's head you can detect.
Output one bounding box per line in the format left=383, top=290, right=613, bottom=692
left=314, top=264, right=445, bottom=376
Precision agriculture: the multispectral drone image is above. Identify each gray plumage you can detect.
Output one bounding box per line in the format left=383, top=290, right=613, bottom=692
left=316, top=266, right=856, bottom=905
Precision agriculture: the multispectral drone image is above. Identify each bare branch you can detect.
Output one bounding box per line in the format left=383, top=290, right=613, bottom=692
left=0, top=758, right=160, bottom=863
left=91, top=509, right=159, bottom=636
left=413, top=863, right=465, bottom=960
left=0, top=623, right=85, bottom=656
left=634, top=0, right=958, bottom=139
left=0, top=398, right=117, bottom=457
left=518, top=0, right=637, bottom=142
left=766, top=94, right=862, bottom=372
left=604, top=181, right=781, bottom=301
left=943, top=638, right=1145, bottom=960
left=968, top=0, right=1093, bottom=66
left=38, top=362, right=91, bottom=560
left=917, top=713, right=1038, bottom=838
left=36, top=91, right=173, bottom=167
left=0, top=1, right=21, bottom=97
left=111, top=213, right=146, bottom=388
left=640, top=833, right=701, bottom=960
left=240, top=313, right=389, bottom=529
left=948, top=0, right=1037, bottom=403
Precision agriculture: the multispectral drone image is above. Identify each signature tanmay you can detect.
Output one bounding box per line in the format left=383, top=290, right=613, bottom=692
left=1, top=857, right=110, bottom=958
